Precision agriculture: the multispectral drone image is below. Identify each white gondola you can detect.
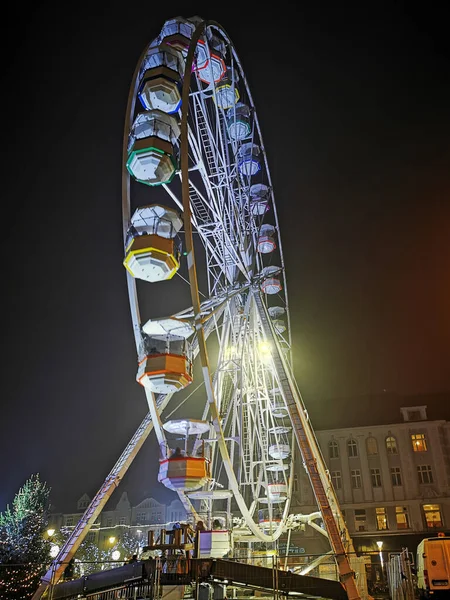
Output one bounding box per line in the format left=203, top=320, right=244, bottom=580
left=137, top=333, right=193, bottom=394
left=237, top=142, right=261, bottom=176
left=195, top=36, right=226, bottom=84
left=159, top=17, right=195, bottom=54
left=268, top=444, right=290, bottom=460
left=226, top=102, right=251, bottom=141
left=268, top=482, right=288, bottom=500
left=158, top=418, right=211, bottom=492
left=249, top=183, right=270, bottom=215
left=257, top=224, right=276, bottom=254
left=214, top=67, right=239, bottom=109
left=137, top=43, right=185, bottom=114
left=126, top=110, right=180, bottom=186
left=261, top=265, right=282, bottom=295
left=124, top=205, right=183, bottom=282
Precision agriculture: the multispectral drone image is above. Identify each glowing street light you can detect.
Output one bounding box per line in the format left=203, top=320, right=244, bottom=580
left=111, top=550, right=121, bottom=561
left=47, top=528, right=55, bottom=538
left=376, top=540, right=384, bottom=574
left=108, top=536, right=116, bottom=544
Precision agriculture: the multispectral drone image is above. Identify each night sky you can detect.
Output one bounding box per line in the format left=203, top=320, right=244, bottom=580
left=1, top=2, right=449, bottom=514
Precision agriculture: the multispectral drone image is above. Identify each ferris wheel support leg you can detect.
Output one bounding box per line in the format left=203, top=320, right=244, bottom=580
left=253, top=289, right=361, bottom=600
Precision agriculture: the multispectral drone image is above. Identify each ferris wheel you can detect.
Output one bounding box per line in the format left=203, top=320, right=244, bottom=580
left=33, top=15, right=362, bottom=600
left=122, top=16, right=295, bottom=544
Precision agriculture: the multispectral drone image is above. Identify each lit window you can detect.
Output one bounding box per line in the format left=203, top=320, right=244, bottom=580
left=376, top=507, right=388, bottom=530
left=423, top=504, right=442, bottom=528
left=396, top=506, right=409, bottom=530
left=417, top=465, right=433, bottom=485
left=371, top=468, right=382, bottom=487
left=391, top=467, right=402, bottom=487
left=331, top=471, right=342, bottom=490
left=351, top=469, right=362, bottom=488
left=329, top=440, right=339, bottom=459
left=347, top=439, right=358, bottom=458
left=411, top=433, right=427, bottom=452
left=366, top=437, right=378, bottom=455
left=386, top=436, right=398, bottom=454
left=354, top=509, right=366, bottom=531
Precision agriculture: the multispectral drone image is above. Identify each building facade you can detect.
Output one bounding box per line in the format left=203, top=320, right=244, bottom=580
left=288, top=405, right=450, bottom=561
left=48, top=492, right=189, bottom=550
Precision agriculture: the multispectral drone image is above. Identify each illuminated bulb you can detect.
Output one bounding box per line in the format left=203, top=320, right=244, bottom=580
left=259, top=341, right=271, bottom=355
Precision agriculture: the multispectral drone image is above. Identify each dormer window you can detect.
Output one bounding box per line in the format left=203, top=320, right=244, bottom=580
left=400, top=405, right=427, bottom=422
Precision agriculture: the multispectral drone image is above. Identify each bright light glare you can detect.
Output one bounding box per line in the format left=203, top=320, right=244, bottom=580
left=47, top=528, right=55, bottom=537
left=259, top=341, right=271, bottom=354
left=259, top=341, right=272, bottom=363
left=109, top=536, right=116, bottom=544
left=50, top=544, right=60, bottom=558
left=112, top=550, right=121, bottom=560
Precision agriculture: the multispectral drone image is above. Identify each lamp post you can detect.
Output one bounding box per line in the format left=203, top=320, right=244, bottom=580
left=136, top=529, right=142, bottom=554
left=376, top=540, right=384, bottom=582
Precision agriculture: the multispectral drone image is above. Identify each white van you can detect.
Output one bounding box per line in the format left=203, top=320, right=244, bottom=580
left=416, top=534, right=450, bottom=598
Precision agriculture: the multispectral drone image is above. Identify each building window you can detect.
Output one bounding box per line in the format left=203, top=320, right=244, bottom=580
left=354, top=509, right=366, bottom=532
left=411, top=433, right=427, bottom=452
left=385, top=436, right=398, bottom=454
left=136, top=512, right=147, bottom=524
left=417, top=465, right=433, bottom=485
left=371, top=468, right=382, bottom=487
left=65, top=516, right=74, bottom=527
left=87, top=532, right=96, bottom=542
left=423, top=504, right=443, bottom=528
left=366, top=436, right=378, bottom=455
left=347, top=439, right=358, bottom=458
left=118, top=516, right=126, bottom=525
left=376, top=507, right=388, bottom=530
left=407, top=410, right=422, bottom=421
left=391, top=467, right=402, bottom=487
left=396, top=506, right=410, bottom=530
left=331, top=471, right=342, bottom=490
left=329, top=440, right=339, bottom=459
left=106, top=517, right=113, bottom=527
left=351, top=469, right=362, bottom=488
